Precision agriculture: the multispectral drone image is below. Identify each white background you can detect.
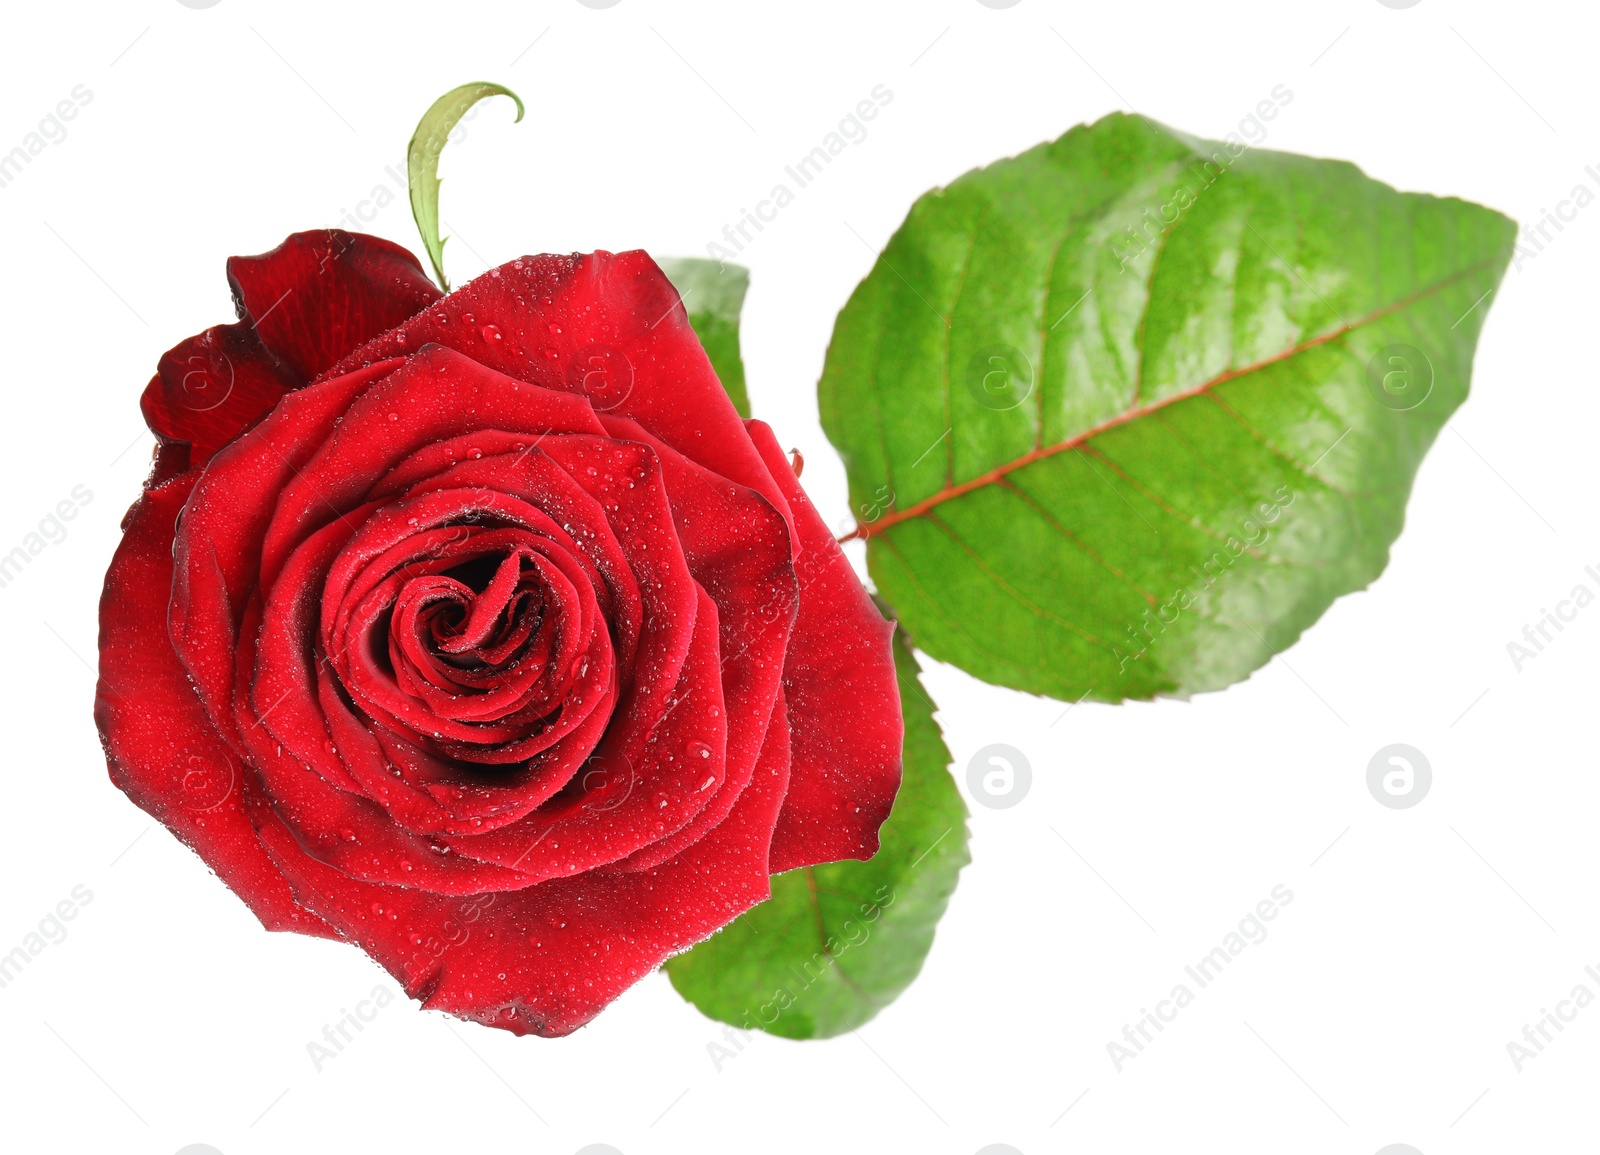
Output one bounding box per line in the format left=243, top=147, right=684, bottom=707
left=0, top=1, right=1594, bottom=1153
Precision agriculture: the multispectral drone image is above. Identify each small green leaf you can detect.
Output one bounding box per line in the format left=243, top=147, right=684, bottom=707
left=658, top=257, right=752, bottom=417
left=666, top=617, right=969, bottom=1039
left=407, top=83, right=525, bottom=291
left=820, top=112, right=1515, bottom=703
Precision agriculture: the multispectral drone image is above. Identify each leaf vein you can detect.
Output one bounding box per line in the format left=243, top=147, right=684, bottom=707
left=846, top=256, right=1497, bottom=542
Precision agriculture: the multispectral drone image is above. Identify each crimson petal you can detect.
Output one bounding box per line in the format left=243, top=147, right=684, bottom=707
left=744, top=420, right=904, bottom=872
left=95, top=473, right=336, bottom=938
left=251, top=686, right=792, bottom=1036
left=140, top=321, right=298, bottom=468
left=594, top=415, right=797, bottom=873
left=227, top=230, right=442, bottom=381
left=320, top=250, right=796, bottom=538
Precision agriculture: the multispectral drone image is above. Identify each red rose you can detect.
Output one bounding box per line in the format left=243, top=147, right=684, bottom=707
left=96, top=230, right=902, bottom=1036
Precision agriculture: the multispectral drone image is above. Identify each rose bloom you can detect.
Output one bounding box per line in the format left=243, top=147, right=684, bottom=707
left=96, top=231, right=901, bottom=1036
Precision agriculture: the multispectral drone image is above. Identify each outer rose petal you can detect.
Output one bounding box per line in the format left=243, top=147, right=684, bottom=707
left=252, top=693, right=793, bottom=1037
left=95, top=473, right=335, bottom=939
left=139, top=231, right=441, bottom=471
left=257, top=345, right=608, bottom=588
left=744, top=420, right=903, bottom=872
left=140, top=321, right=299, bottom=468
left=321, top=250, right=796, bottom=538
left=227, top=230, right=442, bottom=381
left=169, top=360, right=402, bottom=745
left=593, top=415, right=797, bottom=874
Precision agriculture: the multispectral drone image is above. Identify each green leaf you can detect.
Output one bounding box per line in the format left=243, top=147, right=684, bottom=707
left=666, top=617, right=969, bottom=1039
left=407, top=83, right=524, bottom=291
left=819, top=112, right=1515, bottom=703
left=658, top=257, right=752, bottom=417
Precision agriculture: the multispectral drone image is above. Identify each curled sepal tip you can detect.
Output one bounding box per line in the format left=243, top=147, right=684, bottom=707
left=406, top=82, right=525, bottom=291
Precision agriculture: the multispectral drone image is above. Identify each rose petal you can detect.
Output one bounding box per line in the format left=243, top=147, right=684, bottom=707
left=234, top=594, right=545, bottom=896
left=324, top=492, right=614, bottom=757
left=320, top=250, right=796, bottom=538
left=436, top=582, right=723, bottom=880
left=745, top=420, right=903, bottom=871
left=251, top=682, right=791, bottom=1036
left=261, top=345, right=607, bottom=590
left=227, top=230, right=442, bottom=381
left=595, top=416, right=798, bottom=873
left=140, top=321, right=298, bottom=468
left=170, top=359, right=403, bottom=744
left=251, top=497, right=614, bottom=839
left=95, top=473, right=336, bottom=938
